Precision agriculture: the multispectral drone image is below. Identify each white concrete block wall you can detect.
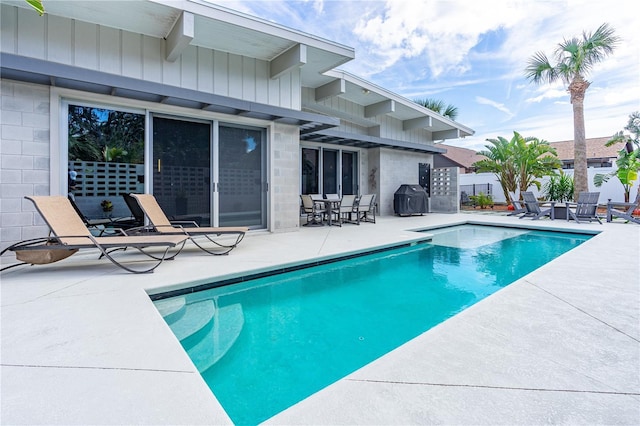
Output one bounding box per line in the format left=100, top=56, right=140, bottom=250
left=376, top=149, right=433, bottom=216
left=271, top=123, right=301, bottom=233
left=1, top=79, right=51, bottom=250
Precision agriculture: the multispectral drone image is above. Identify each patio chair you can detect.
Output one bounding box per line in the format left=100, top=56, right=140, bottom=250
left=0, top=196, right=188, bottom=274
left=566, top=192, right=602, bottom=224
left=339, top=195, right=360, bottom=225
left=357, top=194, right=377, bottom=223
left=519, top=191, right=552, bottom=220
left=130, top=194, right=248, bottom=255
left=300, top=194, right=325, bottom=226
left=606, top=193, right=640, bottom=224
left=507, top=191, right=526, bottom=216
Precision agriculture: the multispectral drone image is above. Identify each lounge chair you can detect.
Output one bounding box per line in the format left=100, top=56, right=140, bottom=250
left=507, top=191, right=526, bottom=216
left=0, top=196, right=187, bottom=273
left=565, top=192, right=602, bottom=224
left=357, top=194, right=377, bottom=223
left=606, top=193, right=640, bottom=225
left=68, top=195, right=141, bottom=235
left=129, top=194, right=248, bottom=255
left=520, top=191, right=553, bottom=220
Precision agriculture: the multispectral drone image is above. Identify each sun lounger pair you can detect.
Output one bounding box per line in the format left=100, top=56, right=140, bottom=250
left=1, top=194, right=248, bottom=274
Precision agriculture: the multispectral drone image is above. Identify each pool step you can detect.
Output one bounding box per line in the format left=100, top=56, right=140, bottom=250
left=163, top=300, right=216, bottom=348
left=187, top=303, right=245, bottom=373
left=154, top=297, right=187, bottom=324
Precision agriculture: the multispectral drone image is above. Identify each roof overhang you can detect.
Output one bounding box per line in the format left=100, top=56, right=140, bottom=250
left=1, top=0, right=355, bottom=88
left=301, top=128, right=446, bottom=154
left=306, top=70, right=475, bottom=140
left=1, top=53, right=339, bottom=132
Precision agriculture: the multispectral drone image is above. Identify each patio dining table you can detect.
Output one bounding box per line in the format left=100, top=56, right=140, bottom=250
left=318, top=198, right=341, bottom=226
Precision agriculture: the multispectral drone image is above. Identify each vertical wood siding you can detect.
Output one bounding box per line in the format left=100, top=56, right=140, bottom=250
left=1, top=5, right=300, bottom=109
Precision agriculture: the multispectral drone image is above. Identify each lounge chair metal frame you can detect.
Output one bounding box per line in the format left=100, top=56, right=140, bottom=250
left=606, top=193, right=640, bottom=224
left=566, top=192, right=602, bottom=224
left=130, top=194, right=248, bottom=255
left=1, top=196, right=187, bottom=274
left=519, top=191, right=553, bottom=220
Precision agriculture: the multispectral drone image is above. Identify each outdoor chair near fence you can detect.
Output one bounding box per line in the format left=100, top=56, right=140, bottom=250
left=520, top=191, right=553, bottom=220
left=606, top=193, right=640, bottom=224
left=565, top=192, right=602, bottom=224
left=507, top=191, right=527, bottom=216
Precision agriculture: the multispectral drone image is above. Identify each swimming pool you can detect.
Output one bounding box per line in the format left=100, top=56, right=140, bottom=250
left=153, top=225, right=591, bottom=425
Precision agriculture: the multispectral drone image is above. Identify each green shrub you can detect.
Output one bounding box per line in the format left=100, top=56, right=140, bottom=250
left=469, top=192, right=494, bottom=209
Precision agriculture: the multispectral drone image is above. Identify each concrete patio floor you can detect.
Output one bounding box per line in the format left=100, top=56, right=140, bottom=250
left=1, top=213, right=639, bottom=425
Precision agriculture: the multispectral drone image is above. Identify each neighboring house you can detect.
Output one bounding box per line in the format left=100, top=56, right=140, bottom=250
left=0, top=0, right=474, bottom=247
left=434, top=144, right=485, bottom=173
left=550, top=137, right=619, bottom=169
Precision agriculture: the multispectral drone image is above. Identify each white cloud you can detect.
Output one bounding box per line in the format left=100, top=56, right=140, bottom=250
left=213, top=0, right=639, bottom=149
left=476, top=96, right=514, bottom=119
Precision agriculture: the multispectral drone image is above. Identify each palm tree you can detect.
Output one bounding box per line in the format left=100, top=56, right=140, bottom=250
left=525, top=23, right=619, bottom=200
left=414, top=98, right=459, bottom=121
left=473, top=135, right=518, bottom=204
left=514, top=136, right=562, bottom=196
left=473, top=132, right=561, bottom=203
left=25, top=0, right=44, bottom=15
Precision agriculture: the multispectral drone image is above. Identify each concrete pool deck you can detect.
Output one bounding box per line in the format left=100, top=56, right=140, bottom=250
left=1, top=213, right=639, bottom=424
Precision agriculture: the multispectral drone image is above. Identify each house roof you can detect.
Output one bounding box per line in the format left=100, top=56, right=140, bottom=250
left=2, top=0, right=475, bottom=148
left=549, top=137, right=620, bottom=160
left=437, top=144, right=485, bottom=168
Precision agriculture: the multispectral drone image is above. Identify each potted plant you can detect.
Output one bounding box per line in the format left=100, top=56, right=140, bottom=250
left=101, top=199, right=114, bottom=218
left=543, top=173, right=574, bottom=219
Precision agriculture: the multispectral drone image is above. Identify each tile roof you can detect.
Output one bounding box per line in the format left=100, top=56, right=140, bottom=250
left=441, top=136, right=622, bottom=169
left=549, top=136, right=621, bottom=160
left=439, top=144, right=486, bottom=168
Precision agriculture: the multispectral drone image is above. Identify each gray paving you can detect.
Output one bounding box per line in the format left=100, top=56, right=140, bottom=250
left=1, top=213, right=639, bottom=425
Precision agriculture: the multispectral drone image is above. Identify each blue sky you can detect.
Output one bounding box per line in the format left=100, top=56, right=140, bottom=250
left=212, top=0, right=639, bottom=151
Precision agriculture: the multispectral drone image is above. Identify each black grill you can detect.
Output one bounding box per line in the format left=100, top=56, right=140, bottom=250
left=393, top=184, right=429, bottom=216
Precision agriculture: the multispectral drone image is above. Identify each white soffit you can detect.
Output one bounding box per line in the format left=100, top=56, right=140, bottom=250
left=2, top=0, right=354, bottom=86
left=314, top=70, right=474, bottom=138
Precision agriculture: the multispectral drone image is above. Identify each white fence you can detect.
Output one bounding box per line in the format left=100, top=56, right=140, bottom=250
left=460, top=167, right=639, bottom=204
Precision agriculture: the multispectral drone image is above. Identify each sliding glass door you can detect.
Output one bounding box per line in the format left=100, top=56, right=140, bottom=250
left=301, top=147, right=358, bottom=196
left=152, top=117, right=266, bottom=228
left=218, top=125, right=267, bottom=228
left=152, top=116, right=212, bottom=225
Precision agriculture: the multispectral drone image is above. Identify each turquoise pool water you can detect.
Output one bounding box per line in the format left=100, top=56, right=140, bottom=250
left=153, top=225, right=591, bottom=425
